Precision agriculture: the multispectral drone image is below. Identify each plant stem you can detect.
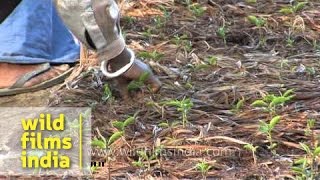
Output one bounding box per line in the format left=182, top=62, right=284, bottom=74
left=253, top=151, right=257, bottom=165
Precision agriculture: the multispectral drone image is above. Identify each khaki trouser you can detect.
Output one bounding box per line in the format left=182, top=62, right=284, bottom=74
left=54, top=0, right=126, bottom=62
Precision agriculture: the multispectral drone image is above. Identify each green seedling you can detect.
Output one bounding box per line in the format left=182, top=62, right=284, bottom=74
left=247, top=15, right=267, bottom=48
left=173, top=34, right=188, bottom=45
left=286, top=36, right=295, bottom=47
left=127, top=72, right=150, bottom=92
left=102, top=84, right=113, bottom=102
left=91, top=116, right=136, bottom=150
left=112, top=116, right=135, bottom=132
left=163, top=98, right=193, bottom=127
left=279, top=2, right=308, bottom=15
left=91, top=138, right=107, bottom=149
left=159, top=5, right=171, bottom=20
left=292, top=143, right=320, bottom=179
left=132, top=146, right=163, bottom=171
left=154, top=15, right=166, bottom=28
left=188, top=3, right=206, bottom=17
left=196, top=160, right=212, bottom=180
left=90, top=166, right=98, bottom=174
left=194, top=56, right=218, bottom=71
left=247, top=16, right=266, bottom=27
left=217, top=26, right=227, bottom=45
left=142, top=28, right=153, bottom=39
left=306, top=67, right=316, bottom=76
left=91, top=115, right=135, bottom=180
left=172, top=34, right=193, bottom=52
left=305, top=119, right=315, bottom=136
left=259, top=116, right=281, bottom=155
left=232, top=98, right=245, bottom=113
left=245, top=0, right=257, bottom=4
left=158, top=120, right=181, bottom=129
left=206, top=56, right=218, bottom=66
left=137, top=50, right=164, bottom=61
left=251, top=89, right=295, bottom=114
left=244, top=144, right=259, bottom=165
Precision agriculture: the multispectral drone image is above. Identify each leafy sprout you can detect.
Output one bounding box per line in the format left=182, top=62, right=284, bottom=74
left=137, top=50, right=164, bottom=61
left=247, top=16, right=266, bottom=27
left=188, top=3, right=206, bottom=17
left=127, top=72, right=150, bottom=92
left=279, top=2, right=308, bottom=15
left=102, top=84, right=113, bottom=102
left=251, top=89, right=295, bottom=114
left=163, top=98, right=194, bottom=127
left=259, top=116, right=281, bottom=155
left=244, top=143, right=259, bottom=165
left=196, top=160, right=212, bottom=179
left=292, top=142, right=320, bottom=179
left=217, top=26, right=227, bottom=45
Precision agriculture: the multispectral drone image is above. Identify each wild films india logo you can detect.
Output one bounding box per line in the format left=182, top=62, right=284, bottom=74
left=20, top=113, right=72, bottom=169
left=0, top=108, right=91, bottom=176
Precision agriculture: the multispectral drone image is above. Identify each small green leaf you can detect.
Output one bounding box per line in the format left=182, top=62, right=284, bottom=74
left=137, top=150, right=149, bottom=160
left=248, top=16, right=258, bottom=24
left=132, top=160, right=144, bottom=168
left=259, top=121, right=270, bottom=133
left=293, top=2, right=308, bottom=12
left=108, top=131, right=124, bottom=145
left=251, top=100, right=268, bottom=107
left=279, top=7, right=294, bottom=15
left=263, top=94, right=276, bottom=102
left=269, top=96, right=288, bottom=107
left=313, top=147, right=320, bottom=156
left=207, top=56, right=218, bottom=65
left=123, top=116, right=135, bottom=128
left=139, top=72, right=150, bottom=82
left=158, top=122, right=169, bottom=128
left=127, top=81, right=144, bottom=91
left=307, top=119, right=316, bottom=129
left=247, top=16, right=265, bottom=27
left=269, top=143, right=277, bottom=149
left=102, top=84, right=113, bottom=102
left=245, top=0, right=257, bottom=4
left=236, top=99, right=245, bottom=111
left=91, top=139, right=106, bottom=149
left=244, top=144, right=258, bottom=152
left=299, top=143, right=311, bottom=154
left=164, top=100, right=181, bottom=107
left=217, top=27, right=226, bottom=38
left=112, top=121, right=124, bottom=131
left=269, top=116, right=281, bottom=129
left=283, top=89, right=294, bottom=97
left=291, top=167, right=304, bottom=174
left=195, top=64, right=211, bottom=71
left=294, top=157, right=307, bottom=165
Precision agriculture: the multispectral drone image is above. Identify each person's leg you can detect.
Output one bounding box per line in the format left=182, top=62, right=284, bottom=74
left=0, top=0, right=78, bottom=95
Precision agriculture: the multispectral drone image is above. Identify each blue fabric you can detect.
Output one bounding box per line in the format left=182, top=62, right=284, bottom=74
left=0, top=0, right=80, bottom=64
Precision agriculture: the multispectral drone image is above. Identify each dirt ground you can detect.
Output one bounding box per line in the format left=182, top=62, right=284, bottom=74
left=1, top=0, right=320, bottom=179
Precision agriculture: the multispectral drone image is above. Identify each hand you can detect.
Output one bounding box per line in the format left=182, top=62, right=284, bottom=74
left=107, top=48, right=162, bottom=96
left=121, top=59, right=162, bottom=93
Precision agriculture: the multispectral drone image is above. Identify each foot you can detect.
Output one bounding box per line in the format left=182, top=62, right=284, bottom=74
left=0, top=63, right=70, bottom=89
